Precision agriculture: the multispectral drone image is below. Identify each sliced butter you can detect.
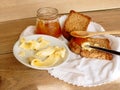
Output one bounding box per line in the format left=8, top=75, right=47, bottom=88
left=31, top=54, right=59, bottom=67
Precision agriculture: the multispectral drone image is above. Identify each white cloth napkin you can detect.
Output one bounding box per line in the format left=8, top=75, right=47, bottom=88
left=20, top=15, right=120, bottom=87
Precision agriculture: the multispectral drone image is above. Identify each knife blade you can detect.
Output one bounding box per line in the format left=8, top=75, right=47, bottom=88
left=88, top=45, right=120, bottom=55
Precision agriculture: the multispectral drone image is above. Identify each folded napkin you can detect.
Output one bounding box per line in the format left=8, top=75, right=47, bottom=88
left=20, top=15, right=120, bottom=87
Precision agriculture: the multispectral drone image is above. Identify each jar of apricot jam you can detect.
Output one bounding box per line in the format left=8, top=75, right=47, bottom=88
left=35, top=7, right=61, bottom=37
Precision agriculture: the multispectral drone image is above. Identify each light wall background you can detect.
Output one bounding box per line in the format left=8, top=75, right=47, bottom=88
left=0, top=0, right=120, bottom=22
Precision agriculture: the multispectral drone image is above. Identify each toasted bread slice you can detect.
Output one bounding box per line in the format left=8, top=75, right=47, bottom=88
left=64, top=10, right=91, bottom=32
left=62, top=10, right=91, bottom=40
left=69, top=37, right=113, bottom=60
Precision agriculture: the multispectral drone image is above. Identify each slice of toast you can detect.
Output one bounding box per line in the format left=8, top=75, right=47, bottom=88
left=64, top=10, right=91, bottom=32
left=69, top=37, right=113, bottom=60
left=62, top=10, right=91, bottom=40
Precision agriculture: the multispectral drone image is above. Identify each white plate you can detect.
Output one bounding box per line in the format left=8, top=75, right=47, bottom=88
left=13, top=35, right=70, bottom=70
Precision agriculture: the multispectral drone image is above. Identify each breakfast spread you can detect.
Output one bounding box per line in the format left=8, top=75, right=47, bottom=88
left=13, top=9, right=120, bottom=87
left=18, top=37, right=66, bottom=67
left=17, top=10, right=114, bottom=63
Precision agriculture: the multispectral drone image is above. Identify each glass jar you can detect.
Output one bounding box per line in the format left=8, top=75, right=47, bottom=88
left=35, top=7, right=61, bottom=37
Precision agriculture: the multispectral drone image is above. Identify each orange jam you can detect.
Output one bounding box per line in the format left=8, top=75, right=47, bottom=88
left=73, top=37, right=88, bottom=45
left=36, top=19, right=61, bottom=37
left=35, top=7, right=61, bottom=38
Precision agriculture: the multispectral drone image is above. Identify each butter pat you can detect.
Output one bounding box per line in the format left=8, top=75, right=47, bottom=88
left=35, top=46, right=56, bottom=57
left=81, top=42, right=92, bottom=51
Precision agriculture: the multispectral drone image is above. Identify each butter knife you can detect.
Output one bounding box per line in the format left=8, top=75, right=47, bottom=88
left=88, top=45, right=120, bottom=55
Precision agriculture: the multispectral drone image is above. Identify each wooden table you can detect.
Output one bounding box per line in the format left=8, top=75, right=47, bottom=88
left=0, top=9, right=120, bottom=90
